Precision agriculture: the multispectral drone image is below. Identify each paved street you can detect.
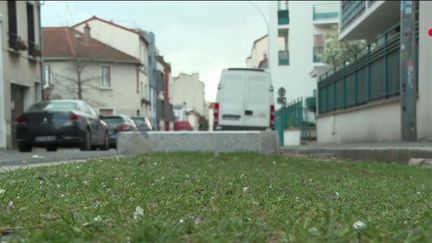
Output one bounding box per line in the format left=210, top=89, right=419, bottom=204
left=0, top=149, right=122, bottom=167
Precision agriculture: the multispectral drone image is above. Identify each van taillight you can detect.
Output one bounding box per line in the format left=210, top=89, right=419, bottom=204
left=213, top=103, right=220, bottom=129
left=270, top=105, right=275, bottom=129
left=15, top=115, right=27, bottom=125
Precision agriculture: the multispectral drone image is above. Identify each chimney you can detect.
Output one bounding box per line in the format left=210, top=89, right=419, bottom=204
left=84, top=23, right=91, bottom=42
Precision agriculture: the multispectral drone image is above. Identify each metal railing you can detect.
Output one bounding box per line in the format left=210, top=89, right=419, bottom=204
left=341, top=1, right=366, bottom=32
left=278, top=50, right=289, bottom=65
left=278, top=10, right=289, bottom=25
left=317, top=23, right=419, bottom=115
left=275, top=98, right=303, bottom=145
left=313, top=3, right=339, bottom=21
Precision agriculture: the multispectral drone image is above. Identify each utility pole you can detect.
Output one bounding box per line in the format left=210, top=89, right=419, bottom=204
left=400, top=0, right=417, bottom=141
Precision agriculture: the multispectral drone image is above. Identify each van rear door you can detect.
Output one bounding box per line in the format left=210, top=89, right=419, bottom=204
left=244, top=73, right=270, bottom=128
left=220, top=72, right=245, bottom=126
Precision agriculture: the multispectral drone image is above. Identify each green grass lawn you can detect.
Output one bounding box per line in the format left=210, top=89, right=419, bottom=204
left=1, top=153, right=432, bottom=242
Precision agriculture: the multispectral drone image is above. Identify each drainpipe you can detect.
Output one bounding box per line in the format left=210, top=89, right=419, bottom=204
left=0, top=15, right=6, bottom=149
left=38, top=2, right=44, bottom=101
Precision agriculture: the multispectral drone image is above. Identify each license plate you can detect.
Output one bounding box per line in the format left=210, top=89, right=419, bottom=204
left=35, top=136, right=56, bottom=142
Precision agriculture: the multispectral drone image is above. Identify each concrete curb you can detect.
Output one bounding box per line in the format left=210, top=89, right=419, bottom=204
left=118, top=131, right=279, bottom=155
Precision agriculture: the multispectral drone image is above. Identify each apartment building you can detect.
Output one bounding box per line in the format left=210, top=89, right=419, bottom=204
left=170, top=72, right=206, bottom=119
left=245, top=34, right=268, bottom=69
left=155, top=55, right=174, bottom=131
left=0, top=1, right=42, bottom=149
left=268, top=1, right=340, bottom=108
left=316, top=1, right=432, bottom=144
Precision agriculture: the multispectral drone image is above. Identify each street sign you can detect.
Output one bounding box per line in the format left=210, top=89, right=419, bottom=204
left=277, top=97, right=286, bottom=105
left=278, top=87, right=286, bottom=97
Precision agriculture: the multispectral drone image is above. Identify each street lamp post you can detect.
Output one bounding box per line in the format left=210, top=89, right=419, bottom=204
left=248, top=1, right=270, bottom=68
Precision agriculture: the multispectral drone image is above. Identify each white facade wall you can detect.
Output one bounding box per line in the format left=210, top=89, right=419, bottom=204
left=171, top=73, right=206, bottom=117
left=268, top=1, right=339, bottom=106
left=46, top=60, right=141, bottom=117
left=0, top=1, right=42, bottom=149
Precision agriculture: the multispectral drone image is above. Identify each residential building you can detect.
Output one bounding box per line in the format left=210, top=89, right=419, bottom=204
left=316, top=1, right=432, bottom=144
left=42, top=26, right=141, bottom=116
left=245, top=34, right=268, bottom=69
left=156, top=55, right=175, bottom=131
left=170, top=72, right=206, bottom=118
left=0, top=0, right=42, bottom=149
left=268, top=1, right=340, bottom=111
left=71, top=16, right=154, bottom=121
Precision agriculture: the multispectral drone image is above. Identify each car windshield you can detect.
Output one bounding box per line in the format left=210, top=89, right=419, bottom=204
left=103, top=117, right=125, bottom=128
left=27, top=102, right=77, bottom=112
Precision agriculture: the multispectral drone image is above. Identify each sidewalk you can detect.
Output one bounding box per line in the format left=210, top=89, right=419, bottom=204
left=280, top=142, right=432, bottom=163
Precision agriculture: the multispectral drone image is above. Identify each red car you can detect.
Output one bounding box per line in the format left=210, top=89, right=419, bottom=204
left=174, top=121, right=193, bottom=131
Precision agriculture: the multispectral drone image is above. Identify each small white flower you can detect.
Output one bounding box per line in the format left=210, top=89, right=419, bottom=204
left=240, top=174, right=245, bottom=179
left=83, top=181, right=88, bottom=185
left=417, top=191, right=421, bottom=195
left=243, top=187, right=249, bottom=193
left=353, top=220, right=367, bottom=230
left=268, top=185, right=272, bottom=189
left=133, top=206, right=144, bottom=220
left=273, top=161, right=276, bottom=165
left=56, top=184, right=61, bottom=189
left=153, top=162, right=157, bottom=166
left=0, top=189, right=6, bottom=196
left=335, top=192, right=339, bottom=197
left=161, top=176, right=165, bottom=180
left=186, top=174, right=190, bottom=178
left=61, top=194, right=65, bottom=198
left=308, top=178, right=313, bottom=182
left=7, top=201, right=14, bottom=209
left=76, top=166, right=80, bottom=169
left=179, top=219, right=184, bottom=223
left=93, top=215, right=102, bottom=222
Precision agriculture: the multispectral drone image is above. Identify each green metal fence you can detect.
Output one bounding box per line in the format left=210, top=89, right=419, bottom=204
left=275, top=98, right=303, bottom=145
left=318, top=23, right=419, bottom=115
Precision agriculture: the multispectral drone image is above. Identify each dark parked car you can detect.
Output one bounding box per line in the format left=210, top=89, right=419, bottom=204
left=131, top=116, right=153, bottom=132
left=102, top=115, right=138, bottom=148
left=15, top=100, right=109, bottom=152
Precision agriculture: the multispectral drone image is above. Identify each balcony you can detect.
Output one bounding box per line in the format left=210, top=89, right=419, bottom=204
left=278, top=10, right=289, bottom=25
left=340, top=1, right=401, bottom=41
left=278, top=50, right=289, bottom=65
left=317, top=23, right=419, bottom=115
left=313, top=46, right=324, bottom=63
left=313, top=3, right=339, bottom=23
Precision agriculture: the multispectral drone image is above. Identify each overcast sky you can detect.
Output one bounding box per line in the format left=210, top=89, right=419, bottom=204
left=41, top=1, right=270, bottom=102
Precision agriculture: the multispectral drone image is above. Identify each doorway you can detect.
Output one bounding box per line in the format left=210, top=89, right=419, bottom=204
left=10, top=84, right=25, bottom=149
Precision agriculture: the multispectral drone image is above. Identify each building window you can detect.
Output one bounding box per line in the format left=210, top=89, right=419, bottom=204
left=27, top=2, right=36, bottom=57
left=43, top=65, right=50, bottom=88
left=278, top=1, right=289, bottom=25
left=99, top=108, right=114, bottom=116
left=313, top=35, right=324, bottom=63
left=7, top=0, right=18, bottom=49
left=101, top=66, right=112, bottom=89
left=278, top=29, right=289, bottom=65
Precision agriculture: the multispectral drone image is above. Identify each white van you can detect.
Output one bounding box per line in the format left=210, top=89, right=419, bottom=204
left=214, top=68, right=275, bottom=130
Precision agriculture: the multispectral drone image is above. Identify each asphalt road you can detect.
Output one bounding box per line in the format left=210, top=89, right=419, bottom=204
left=0, top=148, right=122, bottom=167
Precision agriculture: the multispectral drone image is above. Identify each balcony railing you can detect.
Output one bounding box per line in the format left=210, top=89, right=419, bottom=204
left=278, top=50, right=289, bottom=65
left=313, top=46, right=324, bottom=63
left=317, top=23, right=419, bottom=115
left=341, top=1, right=366, bottom=32
left=278, top=10, right=289, bottom=25
left=313, top=3, right=339, bottom=21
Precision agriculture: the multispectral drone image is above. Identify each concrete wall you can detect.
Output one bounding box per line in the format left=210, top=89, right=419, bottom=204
left=268, top=1, right=339, bottom=107
left=0, top=1, right=42, bottom=149
left=171, top=73, right=206, bottom=116
left=317, top=101, right=401, bottom=144
left=45, top=60, right=141, bottom=117
left=417, top=1, right=432, bottom=141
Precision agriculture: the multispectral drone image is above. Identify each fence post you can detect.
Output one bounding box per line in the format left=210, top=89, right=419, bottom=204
left=367, top=44, right=372, bottom=101
left=384, top=32, right=389, bottom=97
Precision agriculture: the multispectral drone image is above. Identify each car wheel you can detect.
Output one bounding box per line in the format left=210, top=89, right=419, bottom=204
left=80, top=130, right=91, bottom=151
left=46, top=146, right=57, bottom=152
left=18, top=144, right=32, bottom=152
left=100, top=132, right=110, bottom=151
